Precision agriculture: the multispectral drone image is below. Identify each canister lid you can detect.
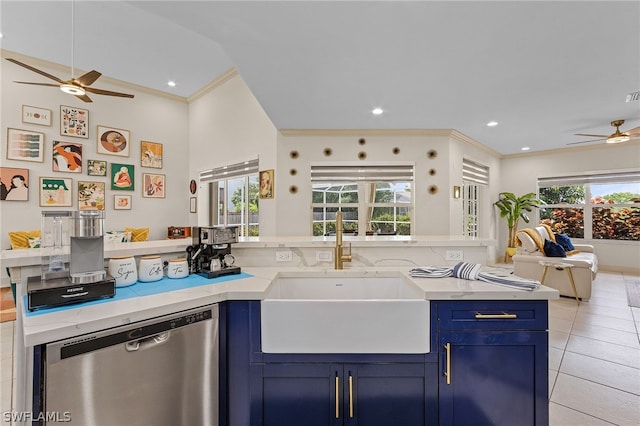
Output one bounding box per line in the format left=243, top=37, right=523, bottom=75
left=110, top=255, right=134, bottom=260
left=169, top=257, right=186, bottom=262
left=140, top=255, right=160, bottom=259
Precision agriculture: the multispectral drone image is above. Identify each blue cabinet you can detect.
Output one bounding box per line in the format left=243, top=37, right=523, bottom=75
left=255, top=362, right=436, bottom=426
left=221, top=299, right=549, bottom=426
left=437, top=301, right=549, bottom=426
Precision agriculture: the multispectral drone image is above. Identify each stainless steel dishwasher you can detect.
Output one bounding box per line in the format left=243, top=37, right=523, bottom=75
left=43, top=305, right=218, bottom=425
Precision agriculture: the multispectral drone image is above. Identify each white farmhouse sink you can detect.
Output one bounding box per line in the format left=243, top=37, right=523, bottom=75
left=261, top=272, right=430, bottom=354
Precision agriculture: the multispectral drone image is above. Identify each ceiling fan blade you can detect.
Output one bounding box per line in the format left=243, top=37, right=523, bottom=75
left=84, top=86, right=134, bottom=98
left=75, top=93, right=93, bottom=103
left=13, top=81, right=61, bottom=87
left=567, top=138, right=606, bottom=145
left=75, top=70, right=102, bottom=87
left=626, top=126, right=640, bottom=136
left=574, top=133, right=608, bottom=138
left=6, top=58, right=64, bottom=84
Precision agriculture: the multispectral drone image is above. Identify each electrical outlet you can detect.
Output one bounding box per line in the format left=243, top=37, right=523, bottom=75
left=275, top=251, right=293, bottom=262
left=316, top=251, right=332, bottom=262
left=446, top=250, right=464, bottom=261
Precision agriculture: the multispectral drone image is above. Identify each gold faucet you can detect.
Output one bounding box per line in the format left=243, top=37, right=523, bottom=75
left=334, top=211, right=352, bottom=269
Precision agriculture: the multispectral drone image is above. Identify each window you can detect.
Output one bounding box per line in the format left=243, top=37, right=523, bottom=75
left=462, top=159, right=489, bottom=237
left=311, top=164, right=413, bottom=236
left=199, top=159, right=260, bottom=237
left=538, top=170, right=640, bottom=241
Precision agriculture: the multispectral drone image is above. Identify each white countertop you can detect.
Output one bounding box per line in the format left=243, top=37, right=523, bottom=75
left=20, top=266, right=558, bottom=347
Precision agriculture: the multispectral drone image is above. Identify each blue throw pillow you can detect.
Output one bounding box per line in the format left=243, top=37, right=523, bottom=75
left=554, top=233, right=575, bottom=251
left=543, top=239, right=566, bottom=257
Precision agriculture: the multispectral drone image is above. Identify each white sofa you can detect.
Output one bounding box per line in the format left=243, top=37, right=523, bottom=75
left=512, top=225, right=598, bottom=300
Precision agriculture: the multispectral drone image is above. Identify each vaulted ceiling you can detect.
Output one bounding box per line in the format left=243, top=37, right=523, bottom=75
left=2, top=1, right=639, bottom=155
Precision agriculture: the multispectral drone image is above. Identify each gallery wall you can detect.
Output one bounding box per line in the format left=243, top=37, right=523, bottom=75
left=0, top=51, right=191, bottom=251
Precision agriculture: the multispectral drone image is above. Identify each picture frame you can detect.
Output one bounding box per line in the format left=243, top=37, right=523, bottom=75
left=140, top=141, right=163, bottom=169
left=60, top=105, right=89, bottom=138
left=6, top=128, right=45, bottom=162
left=97, top=125, right=130, bottom=157
left=142, top=173, right=165, bottom=198
left=52, top=140, right=83, bottom=173
left=111, top=163, right=135, bottom=191
left=78, top=181, right=105, bottom=210
left=190, top=197, right=197, bottom=213
left=87, top=159, right=107, bottom=176
left=0, top=167, right=30, bottom=201
left=22, top=105, right=52, bottom=126
left=259, top=169, right=274, bottom=199
left=114, top=194, right=132, bottom=210
left=39, top=177, right=72, bottom=207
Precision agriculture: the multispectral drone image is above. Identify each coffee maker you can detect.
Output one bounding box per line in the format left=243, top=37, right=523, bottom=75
left=27, top=211, right=116, bottom=311
left=186, top=226, right=241, bottom=278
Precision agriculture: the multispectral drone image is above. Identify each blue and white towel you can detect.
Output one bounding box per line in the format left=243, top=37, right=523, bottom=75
left=410, top=262, right=540, bottom=291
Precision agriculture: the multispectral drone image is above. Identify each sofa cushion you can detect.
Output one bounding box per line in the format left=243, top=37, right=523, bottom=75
left=8, top=230, right=41, bottom=249
left=543, top=239, right=566, bottom=257
left=516, top=230, right=539, bottom=253
left=555, top=233, right=575, bottom=251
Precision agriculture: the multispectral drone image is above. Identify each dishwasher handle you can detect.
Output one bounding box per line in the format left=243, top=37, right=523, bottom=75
left=125, top=332, right=170, bottom=352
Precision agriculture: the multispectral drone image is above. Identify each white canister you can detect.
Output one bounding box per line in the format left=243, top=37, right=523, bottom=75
left=167, top=257, right=189, bottom=279
left=108, top=256, right=138, bottom=287
left=138, top=255, right=163, bottom=282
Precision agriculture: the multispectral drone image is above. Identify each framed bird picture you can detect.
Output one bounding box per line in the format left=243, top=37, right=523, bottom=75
left=52, top=140, right=83, bottom=173
left=140, top=141, right=162, bottom=168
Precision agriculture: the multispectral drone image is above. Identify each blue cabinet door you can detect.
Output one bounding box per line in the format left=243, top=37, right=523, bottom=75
left=344, top=363, right=436, bottom=426
left=439, top=331, right=549, bottom=426
left=258, top=363, right=432, bottom=426
left=260, top=363, right=342, bottom=426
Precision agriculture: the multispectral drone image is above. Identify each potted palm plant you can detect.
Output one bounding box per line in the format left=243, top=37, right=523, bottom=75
left=494, top=192, right=541, bottom=262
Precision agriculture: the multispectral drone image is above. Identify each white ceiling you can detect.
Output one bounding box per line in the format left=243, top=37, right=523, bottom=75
left=1, top=1, right=639, bottom=155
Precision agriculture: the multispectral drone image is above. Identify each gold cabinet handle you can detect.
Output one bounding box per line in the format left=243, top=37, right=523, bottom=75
left=348, top=373, right=354, bottom=418
left=335, top=374, right=340, bottom=419
left=475, top=312, right=517, bottom=319
left=444, top=342, right=451, bottom=385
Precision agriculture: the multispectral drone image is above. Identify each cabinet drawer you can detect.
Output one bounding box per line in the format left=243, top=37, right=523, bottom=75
left=437, top=300, right=548, bottom=331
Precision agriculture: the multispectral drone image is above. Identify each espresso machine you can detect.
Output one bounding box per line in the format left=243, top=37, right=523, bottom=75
left=27, top=210, right=116, bottom=311
left=186, top=226, right=241, bottom=278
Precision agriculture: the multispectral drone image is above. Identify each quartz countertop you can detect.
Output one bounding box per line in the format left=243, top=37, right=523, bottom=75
left=20, top=266, right=558, bottom=347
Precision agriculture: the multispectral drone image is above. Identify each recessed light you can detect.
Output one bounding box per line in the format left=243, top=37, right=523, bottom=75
left=486, top=121, right=498, bottom=127
left=167, top=81, right=176, bottom=87
left=372, top=108, right=383, bottom=115
left=521, top=147, right=530, bottom=151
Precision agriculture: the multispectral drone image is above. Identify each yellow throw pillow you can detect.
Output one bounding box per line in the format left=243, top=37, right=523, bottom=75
left=8, top=230, right=41, bottom=249
left=124, top=227, right=149, bottom=242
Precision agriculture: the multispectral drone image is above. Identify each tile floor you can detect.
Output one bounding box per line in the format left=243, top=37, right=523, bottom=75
left=1, top=271, right=639, bottom=425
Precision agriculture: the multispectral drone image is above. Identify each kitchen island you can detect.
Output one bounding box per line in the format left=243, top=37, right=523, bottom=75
left=11, top=264, right=557, bottom=426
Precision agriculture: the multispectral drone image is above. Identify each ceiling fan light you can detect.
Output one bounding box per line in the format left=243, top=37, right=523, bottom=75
left=60, top=83, right=85, bottom=96
left=607, top=135, right=630, bottom=144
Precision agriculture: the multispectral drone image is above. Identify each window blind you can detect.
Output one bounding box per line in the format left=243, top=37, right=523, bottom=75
left=310, top=164, right=414, bottom=183
left=199, top=159, right=259, bottom=182
left=538, top=170, right=640, bottom=187
left=462, top=159, right=489, bottom=185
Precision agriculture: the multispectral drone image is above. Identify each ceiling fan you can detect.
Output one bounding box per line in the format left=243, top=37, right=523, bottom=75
left=4, top=1, right=133, bottom=103
left=568, top=120, right=640, bottom=145
left=6, top=58, right=134, bottom=103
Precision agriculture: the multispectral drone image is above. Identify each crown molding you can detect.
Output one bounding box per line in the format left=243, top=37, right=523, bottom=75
left=187, top=68, right=239, bottom=103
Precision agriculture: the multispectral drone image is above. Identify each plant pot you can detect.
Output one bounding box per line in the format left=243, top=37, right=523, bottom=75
left=504, top=247, right=517, bottom=263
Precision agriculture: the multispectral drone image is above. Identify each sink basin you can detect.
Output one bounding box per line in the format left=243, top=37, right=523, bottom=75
left=261, top=272, right=430, bottom=354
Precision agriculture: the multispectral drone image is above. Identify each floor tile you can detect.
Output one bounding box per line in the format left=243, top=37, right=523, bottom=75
left=549, top=330, right=570, bottom=350
left=559, top=351, right=640, bottom=395
left=551, top=373, right=640, bottom=426
left=549, top=401, right=617, bottom=425
left=577, top=302, right=635, bottom=321
left=574, top=310, right=637, bottom=333
left=570, top=320, right=639, bottom=349
left=566, top=335, right=640, bottom=369
left=549, top=316, right=574, bottom=334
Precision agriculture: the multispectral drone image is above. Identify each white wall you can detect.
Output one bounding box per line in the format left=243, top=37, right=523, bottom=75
left=188, top=72, right=278, bottom=234
left=1, top=52, right=190, bottom=250
left=500, top=143, right=640, bottom=271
